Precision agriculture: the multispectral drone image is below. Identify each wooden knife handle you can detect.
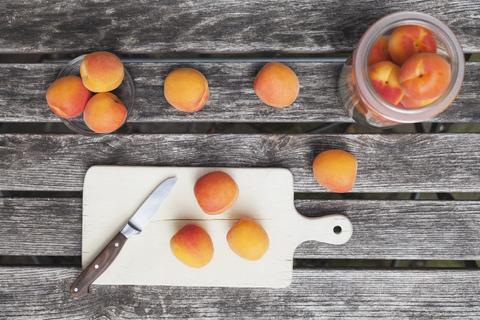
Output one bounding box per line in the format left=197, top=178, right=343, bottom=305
left=70, top=232, right=127, bottom=297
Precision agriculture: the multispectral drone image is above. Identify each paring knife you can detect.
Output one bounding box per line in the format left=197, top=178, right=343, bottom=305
left=70, top=177, right=177, bottom=297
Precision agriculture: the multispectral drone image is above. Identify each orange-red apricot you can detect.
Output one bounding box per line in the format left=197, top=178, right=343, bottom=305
left=194, top=171, right=239, bottom=215
left=80, top=51, right=124, bottom=93
left=170, top=224, right=214, bottom=268
left=313, top=150, right=357, bottom=193
left=398, top=53, right=451, bottom=101
left=400, top=94, right=439, bottom=108
left=253, top=62, right=299, bottom=108
left=368, top=36, right=392, bottom=66
left=388, top=25, right=437, bottom=66
left=369, top=61, right=404, bottom=105
left=164, top=68, right=209, bottom=112
left=83, top=92, right=127, bottom=133
left=227, top=218, right=269, bottom=261
left=46, top=75, right=92, bottom=119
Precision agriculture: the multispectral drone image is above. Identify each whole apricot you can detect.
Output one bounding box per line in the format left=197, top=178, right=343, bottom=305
left=46, top=76, right=92, bottom=119
left=194, top=171, right=239, bottom=215
left=227, top=218, right=269, bottom=261
left=170, top=224, right=214, bottom=268
left=388, top=25, right=437, bottom=66
left=400, top=94, right=439, bottom=108
left=80, top=51, right=124, bottom=92
left=369, top=61, right=404, bottom=105
left=83, top=92, right=127, bottom=133
left=254, top=62, right=299, bottom=108
left=368, top=36, right=392, bottom=66
left=313, top=150, right=357, bottom=193
left=164, top=68, right=209, bottom=112
left=399, top=53, right=451, bottom=101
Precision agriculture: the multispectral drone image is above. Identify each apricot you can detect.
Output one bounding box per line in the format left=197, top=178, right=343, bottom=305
left=83, top=92, right=127, bottom=133
left=80, top=51, right=124, bottom=92
left=369, top=61, right=404, bottom=105
left=253, top=62, right=299, bottom=108
left=194, top=171, right=239, bottom=215
left=399, top=53, right=451, bottom=101
left=170, top=224, right=214, bottom=268
left=164, top=68, right=209, bottom=112
left=46, top=76, right=92, bottom=119
left=368, top=36, right=392, bottom=66
left=400, top=94, right=439, bottom=108
left=227, top=218, right=269, bottom=261
left=313, top=150, right=357, bottom=193
left=388, top=25, right=437, bottom=66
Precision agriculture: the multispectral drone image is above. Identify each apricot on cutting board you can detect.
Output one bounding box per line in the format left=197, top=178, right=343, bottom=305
left=194, top=171, right=239, bottom=215
left=170, top=224, right=214, bottom=268
left=227, top=218, right=269, bottom=261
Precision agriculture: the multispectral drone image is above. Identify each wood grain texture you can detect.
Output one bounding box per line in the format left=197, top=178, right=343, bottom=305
left=0, top=0, right=479, bottom=54
left=1, top=266, right=478, bottom=319
left=1, top=1, right=478, bottom=317
left=0, top=133, right=479, bottom=193
left=2, top=198, right=479, bottom=260
left=0, top=197, right=82, bottom=256
left=1, top=61, right=479, bottom=123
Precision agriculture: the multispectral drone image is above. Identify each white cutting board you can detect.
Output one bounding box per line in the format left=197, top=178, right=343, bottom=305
left=82, top=166, right=353, bottom=288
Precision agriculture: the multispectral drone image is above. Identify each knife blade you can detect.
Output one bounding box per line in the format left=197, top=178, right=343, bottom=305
left=70, top=177, right=177, bottom=297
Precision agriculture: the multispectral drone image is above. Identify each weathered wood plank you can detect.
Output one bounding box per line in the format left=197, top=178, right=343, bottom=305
left=1, top=266, right=478, bottom=319
left=0, top=198, right=82, bottom=256
left=2, top=198, right=479, bottom=260
left=1, top=0, right=479, bottom=54
left=0, top=133, right=479, bottom=193
left=1, top=61, right=479, bottom=123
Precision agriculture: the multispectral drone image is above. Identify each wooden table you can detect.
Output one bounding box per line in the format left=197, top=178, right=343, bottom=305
left=1, top=1, right=479, bottom=318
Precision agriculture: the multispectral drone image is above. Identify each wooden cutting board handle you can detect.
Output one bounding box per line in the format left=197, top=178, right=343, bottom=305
left=292, top=213, right=353, bottom=245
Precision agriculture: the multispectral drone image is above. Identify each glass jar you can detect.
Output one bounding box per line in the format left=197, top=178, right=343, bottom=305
left=338, top=11, right=465, bottom=127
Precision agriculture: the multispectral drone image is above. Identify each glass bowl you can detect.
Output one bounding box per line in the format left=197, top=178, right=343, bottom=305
left=56, top=54, right=135, bottom=135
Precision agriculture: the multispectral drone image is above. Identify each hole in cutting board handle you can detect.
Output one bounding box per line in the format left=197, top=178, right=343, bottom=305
left=333, top=226, right=342, bottom=234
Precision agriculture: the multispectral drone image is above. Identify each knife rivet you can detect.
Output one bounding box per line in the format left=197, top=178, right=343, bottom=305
left=95, top=264, right=99, bottom=269
left=115, top=243, right=119, bottom=247
left=74, top=288, right=78, bottom=292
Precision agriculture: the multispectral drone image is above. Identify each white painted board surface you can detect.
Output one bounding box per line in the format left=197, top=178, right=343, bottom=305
left=82, top=166, right=352, bottom=288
